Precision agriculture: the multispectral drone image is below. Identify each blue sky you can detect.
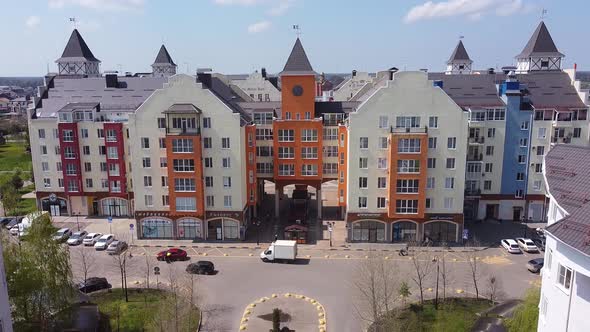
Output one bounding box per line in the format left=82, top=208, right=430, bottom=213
left=2, top=0, right=588, bottom=76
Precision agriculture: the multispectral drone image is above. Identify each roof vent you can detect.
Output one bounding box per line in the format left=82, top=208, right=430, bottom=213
left=352, top=70, right=357, bottom=77
left=261, top=67, right=267, bottom=78
left=488, top=68, right=495, bottom=74
left=105, top=73, right=118, bottom=88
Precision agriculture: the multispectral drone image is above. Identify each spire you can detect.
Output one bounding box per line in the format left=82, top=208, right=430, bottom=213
left=153, top=45, right=176, bottom=66
left=516, top=21, right=564, bottom=59
left=58, top=29, right=100, bottom=62
left=447, top=40, right=472, bottom=64
left=280, top=38, right=315, bottom=76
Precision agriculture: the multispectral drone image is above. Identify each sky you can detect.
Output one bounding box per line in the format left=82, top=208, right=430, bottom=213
left=1, top=0, right=589, bottom=77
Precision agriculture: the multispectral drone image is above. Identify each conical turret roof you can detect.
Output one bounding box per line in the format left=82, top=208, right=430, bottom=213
left=516, top=21, right=564, bottom=58
left=280, top=38, right=316, bottom=76
left=153, top=45, right=176, bottom=66
left=57, top=29, right=100, bottom=62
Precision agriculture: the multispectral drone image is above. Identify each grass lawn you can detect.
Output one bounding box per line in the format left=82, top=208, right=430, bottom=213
left=91, top=288, right=199, bottom=332
left=0, top=142, right=32, bottom=173
left=378, top=298, right=493, bottom=332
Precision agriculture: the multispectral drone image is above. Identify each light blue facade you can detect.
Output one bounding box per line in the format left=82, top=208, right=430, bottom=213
left=500, top=79, right=533, bottom=198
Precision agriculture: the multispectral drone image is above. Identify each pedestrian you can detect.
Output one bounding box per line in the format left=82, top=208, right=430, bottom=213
left=165, top=252, right=171, bottom=264
left=274, top=234, right=278, bottom=242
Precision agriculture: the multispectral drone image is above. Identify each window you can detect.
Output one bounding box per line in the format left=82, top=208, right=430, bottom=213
left=323, top=146, right=337, bottom=157
left=41, top=162, right=49, bottom=172
left=203, top=137, right=212, bottom=149
left=359, top=177, right=368, bottom=189
left=84, top=162, right=91, bottom=172
left=425, top=198, right=432, bottom=209
left=573, top=128, right=581, bottom=138
left=161, top=176, right=168, bottom=187
left=446, top=158, right=456, bottom=169
left=359, top=157, right=368, bottom=169
left=521, top=121, right=529, bottom=130
left=377, top=158, right=388, bottom=169
left=471, top=110, right=486, bottom=122
left=176, top=197, right=196, bottom=211
left=58, top=178, right=64, bottom=188
left=141, top=137, right=150, bottom=149
left=55, top=145, right=60, bottom=155
left=519, top=138, right=528, bottom=147
left=173, top=159, right=194, bottom=172
left=487, top=128, right=496, bottom=138
left=278, top=147, right=295, bottom=159
left=174, top=178, right=196, bottom=192
left=301, top=164, right=318, bottom=176
left=518, top=155, right=526, bottom=163
left=379, top=116, right=389, bottom=128
left=256, top=146, right=273, bottom=157
left=97, top=128, right=104, bottom=138
left=484, top=180, right=492, bottom=190
left=62, top=130, right=74, bottom=142
left=535, top=163, right=543, bottom=173
left=396, top=116, right=420, bottom=128
left=301, top=147, right=318, bottom=159
left=426, top=177, right=435, bottom=189
left=428, top=137, right=437, bottom=149
left=300, top=129, right=317, bottom=142
left=85, top=179, right=93, bottom=188
left=162, top=195, right=169, bottom=206
left=323, top=163, right=337, bottom=175
left=143, top=176, right=152, bottom=187
left=547, top=249, right=553, bottom=271
left=222, top=137, right=230, bottom=149
left=205, top=176, right=213, bottom=187
left=56, top=162, right=62, bottom=172
left=203, top=117, right=211, bottom=128
left=486, top=109, right=505, bottom=121
left=278, top=129, right=295, bottom=142
left=82, top=146, right=90, bottom=155
left=540, top=296, right=548, bottom=319
left=427, top=158, right=436, bottom=169
left=397, top=160, right=420, bottom=173
left=486, top=146, right=494, bottom=156
left=278, top=164, right=295, bottom=176
left=144, top=195, right=154, bottom=207
left=43, top=178, right=51, bottom=188
left=536, top=146, right=545, bottom=156
left=466, top=163, right=481, bottom=173
left=485, top=163, right=493, bottom=172
left=172, top=139, right=193, bottom=153
left=204, top=157, right=213, bottom=168
left=222, top=157, right=231, bottom=168
left=515, top=189, right=524, bottom=198
left=358, top=197, right=368, bottom=208
left=533, top=180, right=542, bottom=191
left=40, top=145, right=47, bottom=155
left=159, top=157, right=167, bottom=168
left=223, top=176, right=232, bottom=188
left=396, top=200, right=418, bottom=214
left=171, top=117, right=197, bottom=130
left=379, top=137, right=388, bottom=149
left=257, top=162, right=273, bottom=174
left=359, top=137, right=368, bottom=149
left=157, top=117, right=166, bottom=128
left=65, top=164, right=77, bottom=175
left=253, top=112, right=273, bottom=125
left=445, top=177, right=455, bottom=189
left=106, top=146, right=118, bottom=159
left=444, top=197, right=454, bottom=209
left=100, top=162, right=107, bottom=172
left=537, top=128, right=547, bottom=139
left=38, top=129, right=46, bottom=139
left=398, top=138, right=420, bottom=153
left=64, top=146, right=75, bottom=158
left=142, top=157, right=151, bottom=168
left=557, top=264, right=573, bottom=290
left=516, top=172, right=524, bottom=181
left=206, top=196, right=214, bottom=207
left=396, top=179, right=419, bottom=193
left=256, top=128, right=273, bottom=140
left=223, top=195, right=233, bottom=207
left=101, top=179, right=109, bottom=189
left=377, top=197, right=386, bottom=209
left=377, top=177, right=387, bottom=189
left=429, top=116, right=438, bottom=128
left=447, top=137, right=456, bottom=149
left=323, top=128, right=338, bottom=140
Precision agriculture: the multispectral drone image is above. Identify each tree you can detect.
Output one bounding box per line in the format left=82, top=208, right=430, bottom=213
left=272, top=308, right=281, bottom=332
left=486, top=275, right=504, bottom=303
left=111, top=249, right=134, bottom=303
left=398, top=281, right=411, bottom=307
left=439, top=253, right=452, bottom=302
left=73, top=246, right=96, bottom=287
left=11, top=170, right=24, bottom=190
left=144, top=255, right=152, bottom=289
left=410, top=255, right=434, bottom=304
left=466, top=243, right=483, bottom=300
left=1, top=213, right=74, bottom=330
left=0, top=184, right=18, bottom=216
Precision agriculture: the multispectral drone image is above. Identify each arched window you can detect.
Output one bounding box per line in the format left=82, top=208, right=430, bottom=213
left=141, top=218, right=173, bottom=239
left=424, top=221, right=457, bottom=243
left=392, top=221, right=417, bottom=243
left=223, top=219, right=239, bottom=240
left=351, top=220, right=385, bottom=243
left=177, top=218, right=202, bottom=239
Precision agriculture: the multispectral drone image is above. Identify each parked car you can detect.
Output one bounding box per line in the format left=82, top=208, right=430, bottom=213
left=532, top=238, right=546, bottom=251
left=501, top=239, right=521, bottom=254
left=0, top=217, right=15, bottom=227
left=94, top=234, right=115, bottom=251
left=67, top=231, right=88, bottom=246
left=78, top=277, right=112, bottom=293
left=82, top=233, right=102, bottom=246
left=106, top=241, right=128, bottom=255
left=516, top=238, right=539, bottom=253
left=4, top=218, right=20, bottom=229
left=186, top=261, right=215, bottom=275
left=9, top=225, right=20, bottom=236
left=527, top=258, right=544, bottom=273
left=53, top=228, right=73, bottom=242
left=157, top=248, right=188, bottom=262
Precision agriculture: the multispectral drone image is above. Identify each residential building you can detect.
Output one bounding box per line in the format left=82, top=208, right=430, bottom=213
left=0, top=241, right=13, bottom=332
left=538, top=144, right=590, bottom=332
left=231, top=68, right=281, bottom=102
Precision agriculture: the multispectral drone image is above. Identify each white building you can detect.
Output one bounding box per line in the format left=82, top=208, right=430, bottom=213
left=0, top=241, right=13, bottom=332
left=538, top=144, right=590, bottom=332
left=231, top=69, right=281, bottom=102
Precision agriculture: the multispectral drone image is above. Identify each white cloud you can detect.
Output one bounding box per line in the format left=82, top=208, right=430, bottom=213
left=214, top=0, right=266, bottom=5
left=214, top=0, right=295, bottom=15
left=404, top=0, right=533, bottom=23
left=25, top=15, right=41, bottom=28
left=267, top=0, right=294, bottom=16
left=247, top=20, right=271, bottom=33
left=48, top=0, right=144, bottom=11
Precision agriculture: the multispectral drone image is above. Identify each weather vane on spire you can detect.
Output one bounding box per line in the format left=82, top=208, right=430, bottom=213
left=459, top=35, right=464, bottom=40
left=541, top=8, right=548, bottom=20
left=293, top=25, right=301, bottom=38
left=69, top=17, right=77, bottom=29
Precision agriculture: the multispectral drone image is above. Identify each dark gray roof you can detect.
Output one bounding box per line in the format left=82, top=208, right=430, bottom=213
left=427, top=73, right=505, bottom=108
left=207, top=74, right=252, bottom=125
left=544, top=145, right=590, bottom=257
left=153, top=45, right=176, bottom=66
left=314, top=101, right=359, bottom=115
left=280, top=38, right=316, bottom=76
left=58, top=102, right=99, bottom=112
left=447, top=40, right=472, bottom=63
left=516, top=21, right=564, bottom=59
left=517, top=72, right=586, bottom=110
left=165, top=103, right=200, bottom=113
left=57, top=29, right=100, bottom=62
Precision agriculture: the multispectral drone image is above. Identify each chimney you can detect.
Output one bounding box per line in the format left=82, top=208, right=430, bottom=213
left=197, top=72, right=212, bottom=89
left=388, top=67, right=398, bottom=81
left=488, top=68, right=495, bottom=74
left=352, top=70, right=357, bottom=77
left=261, top=67, right=267, bottom=78
left=105, top=73, right=118, bottom=88
left=419, top=68, right=428, bottom=73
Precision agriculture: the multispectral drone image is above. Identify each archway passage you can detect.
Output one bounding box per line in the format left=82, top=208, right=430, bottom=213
left=99, top=197, right=129, bottom=217
left=207, top=218, right=240, bottom=241
left=41, top=196, right=68, bottom=216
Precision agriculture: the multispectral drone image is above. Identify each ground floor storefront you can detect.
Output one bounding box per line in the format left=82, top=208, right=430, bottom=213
left=35, top=192, right=134, bottom=217
left=476, top=195, right=548, bottom=222
left=345, top=212, right=464, bottom=244
left=134, top=207, right=252, bottom=241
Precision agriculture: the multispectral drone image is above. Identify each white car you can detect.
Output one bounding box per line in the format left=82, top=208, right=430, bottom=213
left=53, top=228, right=73, bottom=242
left=82, top=233, right=102, bottom=246
left=9, top=225, right=20, bottom=236
left=67, top=231, right=88, bottom=246
left=501, top=239, right=521, bottom=254
left=94, top=234, right=115, bottom=251
left=516, top=238, right=539, bottom=253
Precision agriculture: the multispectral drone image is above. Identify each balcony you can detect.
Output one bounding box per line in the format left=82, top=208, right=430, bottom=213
left=467, top=153, right=484, bottom=162
left=468, top=136, right=485, bottom=145
left=552, top=120, right=573, bottom=128
left=551, top=136, right=572, bottom=145
left=390, top=126, right=428, bottom=134
left=464, top=188, right=481, bottom=197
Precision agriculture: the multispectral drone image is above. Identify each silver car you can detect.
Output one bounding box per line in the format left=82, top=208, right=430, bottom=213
left=94, top=234, right=115, bottom=251
left=67, top=231, right=88, bottom=246
left=82, top=233, right=102, bottom=246
left=106, top=241, right=128, bottom=255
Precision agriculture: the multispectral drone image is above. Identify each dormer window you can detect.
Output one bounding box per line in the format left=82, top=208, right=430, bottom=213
left=459, top=65, right=465, bottom=70
left=541, top=60, right=549, bottom=68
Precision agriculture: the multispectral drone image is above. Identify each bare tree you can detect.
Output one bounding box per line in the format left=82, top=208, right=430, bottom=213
left=466, top=239, right=483, bottom=299
left=485, top=275, right=504, bottom=303
left=144, top=255, right=151, bottom=289
left=410, top=255, right=434, bottom=305
left=73, top=246, right=96, bottom=286
left=185, top=272, right=200, bottom=331
left=439, top=253, right=453, bottom=302
left=110, top=250, right=135, bottom=302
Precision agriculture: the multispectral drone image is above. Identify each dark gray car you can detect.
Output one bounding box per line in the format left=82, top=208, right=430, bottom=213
left=186, top=261, right=215, bottom=275
left=527, top=258, right=544, bottom=273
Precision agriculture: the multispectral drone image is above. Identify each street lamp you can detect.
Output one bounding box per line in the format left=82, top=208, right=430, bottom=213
left=328, top=222, right=333, bottom=247
left=74, top=212, right=80, bottom=231
left=433, top=256, right=440, bottom=309
left=256, top=220, right=261, bottom=246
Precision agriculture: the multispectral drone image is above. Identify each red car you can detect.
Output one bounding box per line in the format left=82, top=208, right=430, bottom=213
left=157, top=248, right=188, bottom=262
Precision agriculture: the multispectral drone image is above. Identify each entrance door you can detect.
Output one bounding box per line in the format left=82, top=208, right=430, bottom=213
left=216, top=227, right=222, bottom=240
left=485, top=204, right=496, bottom=220
left=50, top=205, right=61, bottom=216
left=368, top=228, right=377, bottom=243
left=92, top=202, right=99, bottom=215
left=513, top=208, right=522, bottom=222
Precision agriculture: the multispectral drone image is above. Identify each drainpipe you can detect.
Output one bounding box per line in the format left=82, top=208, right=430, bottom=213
left=565, top=271, right=575, bottom=332
left=523, top=112, right=534, bottom=220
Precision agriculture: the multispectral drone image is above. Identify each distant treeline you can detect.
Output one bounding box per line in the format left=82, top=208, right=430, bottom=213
left=0, top=77, right=43, bottom=89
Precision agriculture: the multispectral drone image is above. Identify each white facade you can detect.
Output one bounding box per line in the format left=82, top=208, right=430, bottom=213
left=232, top=71, right=280, bottom=102
left=0, top=241, right=13, bottom=332
left=333, top=71, right=374, bottom=101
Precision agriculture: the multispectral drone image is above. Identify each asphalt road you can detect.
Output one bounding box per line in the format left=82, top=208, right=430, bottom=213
left=68, top=244, right=543, bottom=332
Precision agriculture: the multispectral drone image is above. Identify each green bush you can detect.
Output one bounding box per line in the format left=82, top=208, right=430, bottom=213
left=506, top=288, right=540, bottom=332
